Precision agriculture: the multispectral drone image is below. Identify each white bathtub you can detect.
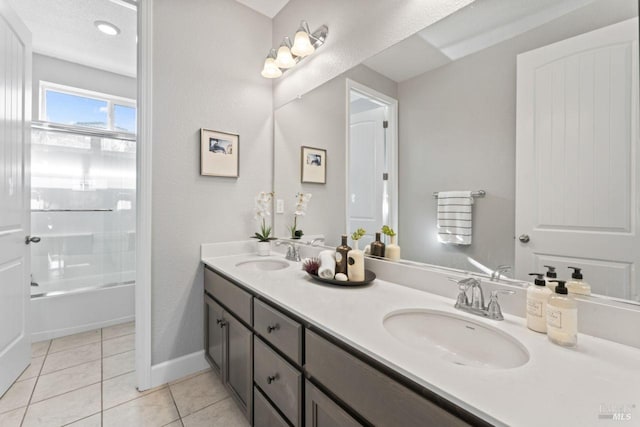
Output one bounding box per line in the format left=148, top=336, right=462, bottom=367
left=31, top=282, right=135, bottom=341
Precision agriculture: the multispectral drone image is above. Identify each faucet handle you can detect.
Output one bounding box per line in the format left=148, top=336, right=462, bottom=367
left=486, top=289, right=515, bottom=320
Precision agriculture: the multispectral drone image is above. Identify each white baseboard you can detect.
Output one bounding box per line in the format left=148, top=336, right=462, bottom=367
left=32, top=315, right=135, bottom=342
left=149, top=350, right=210, bottom=389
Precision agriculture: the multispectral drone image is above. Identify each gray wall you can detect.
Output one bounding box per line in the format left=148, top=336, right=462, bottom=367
left=32, top=53, right=137, bottom=119
left=274, top=65, right=397, bottom=246
left=151, top=0, right=272, bottom=364
left=397, top=0, right=637, bottom=271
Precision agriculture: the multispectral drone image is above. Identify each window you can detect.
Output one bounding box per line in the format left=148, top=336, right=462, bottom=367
left=40, top=82, right=136, bottom=133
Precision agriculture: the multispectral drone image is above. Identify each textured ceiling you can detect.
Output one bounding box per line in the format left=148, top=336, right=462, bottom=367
left=11, top=0, right=136, bottom=77
left=233, top=0, right=291, bottom=18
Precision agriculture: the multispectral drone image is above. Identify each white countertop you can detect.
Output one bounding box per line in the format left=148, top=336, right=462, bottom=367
left=202, top=252, right=640, bottom=427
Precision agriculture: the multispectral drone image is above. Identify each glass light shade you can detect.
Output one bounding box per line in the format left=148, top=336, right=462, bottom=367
left=275, top=42, right=296, bottom=69
left=291, top=30, right=315, bottom=57
left=261, top=57, right=282, bottom=79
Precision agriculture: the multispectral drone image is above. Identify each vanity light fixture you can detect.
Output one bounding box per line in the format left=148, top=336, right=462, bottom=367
left=261, top=21, right=328, bottom=79
left=261, top=49, right=283, bottom=78
left=94, top=20, right=121, bottom=36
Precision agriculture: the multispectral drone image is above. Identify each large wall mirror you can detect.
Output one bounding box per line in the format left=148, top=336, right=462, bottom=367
left=273, top=0, right=640, bottom=304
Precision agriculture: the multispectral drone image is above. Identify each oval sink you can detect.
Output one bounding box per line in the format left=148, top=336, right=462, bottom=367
left=235, top=259, right=290, bottom=271
left=383, top=309, right=529, bottom=369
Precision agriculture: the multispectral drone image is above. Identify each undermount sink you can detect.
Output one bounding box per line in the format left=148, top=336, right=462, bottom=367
left=235, top=259, right=290, bottom=271
left=383, top=309, right=529, bottom=369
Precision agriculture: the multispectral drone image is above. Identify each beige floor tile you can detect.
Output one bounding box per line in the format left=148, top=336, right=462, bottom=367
left=169, top=370, right=228, bottom=417
left=0, top=405, right=26, bottom=427
left=17, top=356, right=45, bottom=382
left=41, top=342, right=101, bottom=375
left=0, top=377, right=36, bottom=414
left=31, top=341, right=50, bottom=358
left=102, top=388, right=179, bottom=427
left=169, top=367, right=211, bottom=386
left=103, top=350, right=135, bottom=380
left=163, top=420, right=183, bottom=427
left=102, top=333, right=134, bottom=358
left=103, top=371, right=164, bottom=409
left=102, top=322, right=134, bottom=340
left=22, top=383, right=101, bottom=427
left=49, top=330, right=101, bottom=354
left=182, top=398, right=249, bottom=427
left=64, top=413, right=101, bottom=426
left=32, top=360, right=101, bottom=403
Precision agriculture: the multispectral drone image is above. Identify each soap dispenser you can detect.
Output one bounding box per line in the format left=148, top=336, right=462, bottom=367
left=526, top=273, right=552, bottom=333
left=566, top=267, right=591, bottom=296
left=546, top=280, right=578, bottom=347
left=335, top=235, right=351, bottom=275
left=370, top=232, right=385, bottom=257
left=543, top=265, right=558, bottom=291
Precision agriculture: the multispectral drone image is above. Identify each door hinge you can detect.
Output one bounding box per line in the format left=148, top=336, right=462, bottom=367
left=382, top=120, right=388, bottom=129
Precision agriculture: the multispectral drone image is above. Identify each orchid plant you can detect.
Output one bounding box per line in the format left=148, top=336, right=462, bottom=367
left=289, top=192, right=312, bottom=239
left=252, top=191, right=276, bottom=242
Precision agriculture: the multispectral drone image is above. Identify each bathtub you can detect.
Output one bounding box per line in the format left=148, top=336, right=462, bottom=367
left=31, top=279, right=135, bottom=341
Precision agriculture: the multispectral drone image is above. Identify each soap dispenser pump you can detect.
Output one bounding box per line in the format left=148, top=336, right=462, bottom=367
left=546, top=280, right=577, bottom=347
left=526, top=273, right=552, bottom=333
left=543, top=265, right=557, bottom=291
left=566, top=266, right=591, bottom=296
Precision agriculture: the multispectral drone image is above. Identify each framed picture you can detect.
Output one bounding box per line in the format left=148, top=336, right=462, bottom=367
left=301, top=146, right=326, bottom=184
left=200, top=128, right=239, bottom=177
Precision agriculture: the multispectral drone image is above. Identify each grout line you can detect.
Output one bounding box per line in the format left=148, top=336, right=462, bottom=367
left=182, top=396, right=233, bottom=420
left=29, top=378, right=103, bottom=406
left=167, top=368, right=212, bottom=387
left=166, top=384, right=183, bottom=425
left=20, top=339, right=52, bottom=426
left=101, top=386, right=168, bottom=413
left=60, top=411, right=101, bottom=426
left=101, top=331, right=135, bottom=344
left=38, top=353, right=103, bottom=378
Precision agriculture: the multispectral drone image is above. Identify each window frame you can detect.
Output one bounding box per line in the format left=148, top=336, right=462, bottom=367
left=39, top=81, right=137, bottom=132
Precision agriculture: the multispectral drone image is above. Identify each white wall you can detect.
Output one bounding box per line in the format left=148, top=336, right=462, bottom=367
left=397, top=0, right=637, bottom=271
left=271, top=0, right=473, bottom=108
left=151, top=0, right=272, bottom=364
left=274, top=65, right=396, bottom=245
left=32, top=53, right=136, bottom=119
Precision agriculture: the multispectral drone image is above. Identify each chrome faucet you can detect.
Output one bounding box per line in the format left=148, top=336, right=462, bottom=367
left=490, top=265, right=512, bottom=282
left=449, top=277, right=514, bottom=320
left=276, top=240, right=301, bottom=262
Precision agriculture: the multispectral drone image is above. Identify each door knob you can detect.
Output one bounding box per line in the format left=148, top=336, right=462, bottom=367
left=25, top=236, right=41, bottom=244
left=518, top=234, right=530, bottom=243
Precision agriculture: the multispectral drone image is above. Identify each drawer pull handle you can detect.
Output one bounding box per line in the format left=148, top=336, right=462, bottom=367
left=267, top=374, right=279, bottom=384
left=267, top=324, right=280, bottom=333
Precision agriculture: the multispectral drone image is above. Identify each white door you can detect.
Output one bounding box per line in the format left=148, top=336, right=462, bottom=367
left=348, top=103, right=387, bottom=246
left=0, top=0, right=32, bottom=396
left=515, top=18, right=639, bottom=301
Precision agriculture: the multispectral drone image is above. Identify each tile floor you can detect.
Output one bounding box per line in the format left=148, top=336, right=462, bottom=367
left=0, top=322, right=248, bottom=427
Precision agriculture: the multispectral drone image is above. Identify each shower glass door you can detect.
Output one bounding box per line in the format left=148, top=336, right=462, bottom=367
left=30, top=122, right=136, bottom=296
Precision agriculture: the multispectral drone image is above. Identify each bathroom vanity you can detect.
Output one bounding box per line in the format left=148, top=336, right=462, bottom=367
left=202, top=245, right=640, bottom=427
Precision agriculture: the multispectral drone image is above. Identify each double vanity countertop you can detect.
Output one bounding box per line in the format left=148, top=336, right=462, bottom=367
left=202, top=251, right=640, bottom=427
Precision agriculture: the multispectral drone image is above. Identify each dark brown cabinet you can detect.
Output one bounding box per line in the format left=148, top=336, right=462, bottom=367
left=305, top=380, right=362, bottom=427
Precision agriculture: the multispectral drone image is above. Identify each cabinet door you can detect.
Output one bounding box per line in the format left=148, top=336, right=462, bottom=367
left=306, top=380, right=363, bottom=427
left=205, top=294, right=224, bottom=372
left=225, top=312, right=253, bottom=417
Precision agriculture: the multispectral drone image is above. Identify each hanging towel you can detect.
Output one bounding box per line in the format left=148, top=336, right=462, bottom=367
left=318, top=250, right=336, bottom=279
left=437, top=191, right=473, bottom=245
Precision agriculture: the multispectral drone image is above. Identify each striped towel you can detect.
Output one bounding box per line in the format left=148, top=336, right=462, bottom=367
left=437, top=191, right=473, bottom=245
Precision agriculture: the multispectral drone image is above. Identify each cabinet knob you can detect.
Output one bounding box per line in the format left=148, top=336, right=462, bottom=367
left=216, top=319, right=226, bottom=328
left=267, top=374, right=279, bottom=384
left=518, top=234, right=530, bottom=243
left=25, top=236, right=41, bottom=244
left=266, top=324, right=279, bottom=333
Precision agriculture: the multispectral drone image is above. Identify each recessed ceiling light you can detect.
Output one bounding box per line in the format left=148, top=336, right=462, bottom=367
left=94, top=21, right=120, bottom=36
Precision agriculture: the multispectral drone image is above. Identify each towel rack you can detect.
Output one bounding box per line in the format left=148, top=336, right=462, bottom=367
left=432, top=190, right=486, bottom=198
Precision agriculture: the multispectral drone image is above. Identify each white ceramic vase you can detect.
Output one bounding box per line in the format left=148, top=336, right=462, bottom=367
left=257, top=241, right=271, bottom=256
left=385, top=235, right=401, bottom=261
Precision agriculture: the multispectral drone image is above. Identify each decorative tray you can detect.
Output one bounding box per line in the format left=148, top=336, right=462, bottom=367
left=306, top=269, right=376, bottom=286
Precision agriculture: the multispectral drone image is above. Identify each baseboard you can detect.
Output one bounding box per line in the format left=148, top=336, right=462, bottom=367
left=31, top=315, right=135, bottom=342
left=149, top=350, right=210, bottom=388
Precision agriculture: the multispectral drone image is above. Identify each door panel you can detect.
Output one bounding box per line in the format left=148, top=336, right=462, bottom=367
left=205, top=294, right=223, bottom=372
left=0, top=0, right=31, bottom=396
left=516, top=18, right=639, bottom=301
left=225, top=313, right=252, bottom=417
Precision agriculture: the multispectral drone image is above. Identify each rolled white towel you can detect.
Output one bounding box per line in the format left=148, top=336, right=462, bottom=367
left=318, top=250, right=336, bottom=279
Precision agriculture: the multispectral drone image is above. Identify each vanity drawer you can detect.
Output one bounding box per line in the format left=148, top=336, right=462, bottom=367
left=204, top=267, right=252, bottom=324
left=254, top=299, right=302, bottom=364
left=254, top=336, right=302, bottom=427
left=305, top=330, right=470, bottom=427
left=254, top=386, right=289, bottom=427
